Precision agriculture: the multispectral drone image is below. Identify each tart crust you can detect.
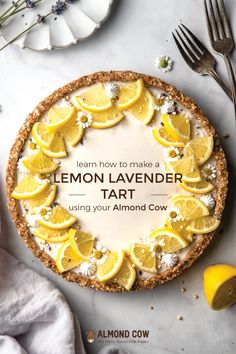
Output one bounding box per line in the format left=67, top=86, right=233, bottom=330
left=6, top=71, right=228, bottom=292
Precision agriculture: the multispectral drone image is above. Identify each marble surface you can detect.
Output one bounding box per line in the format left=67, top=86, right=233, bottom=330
left=0, top=0, right=236, bottom=353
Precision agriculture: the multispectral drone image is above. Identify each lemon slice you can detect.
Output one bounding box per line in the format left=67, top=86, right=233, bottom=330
left=68, top=228, right=95, bottom=260
left=32, top=225, right=69, bottom=243
left=185, top=136, right=214, bottom=165
left=22, top=150, right=59, bottom=174
left=75, top=84, right=112, bottom=113
left=162, top=114, right=190, bottom=142
left=61, top=115, right=84, bottom=147
left=90, top=106, right=124, bottom=129
left=180, top=180, right=214, bottom=194
left=46, top=106, right=76, bottom=132
left=32, top=122, right=55, bottom=149
left=148, top=228, right=188, bottom=253
left=11, top=175, right=49, bottom=200
left=112, top=256, right=136, bottom=291
left=171, top=195, right=209, bottom=220
left=97, top=250, right=125, bottom=282
left=128, top=88, right=155, bottom=125
left=38, top=205, right=77, bottom=230
left=186, top=216, right=220, bottom=234
left=26, top=184, right=57, bottom=211
left=41, top=132, right=67, bottom=158
left=129, top=243, right=157, bottom=273
left=166, top=156, right=201, bottom=183
left=204, top=264, right=236, bottom=310
left=56, top=240, right=82, bottom=273
left=152, top=126, right=185, bottom=147
left=166, top=218, right=193, bottom=242
left=116, top=79, right=144, bottom=110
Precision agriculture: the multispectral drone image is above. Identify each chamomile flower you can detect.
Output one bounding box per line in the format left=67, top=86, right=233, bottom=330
left=168, top=207, right=183, bottom=221
left=161, top=99, right=177, bottom=115
left=34, top=206, right=52, bottom=221
left=76, top=111, right=93, bottom=129
left=28, top=138, right=39, bottom=151
left=155, top=55, right=173, bottom=73
left=90, top=242, right=108, bottom=265
left=35, top=174, right=50, bottom=185
left=166, top=147, right=182, bottom=161
left=201, top=164, right=217, bottom=181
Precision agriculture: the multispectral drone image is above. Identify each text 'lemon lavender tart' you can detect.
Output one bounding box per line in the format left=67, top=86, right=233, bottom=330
left=7, top=71, right=228, bottom=292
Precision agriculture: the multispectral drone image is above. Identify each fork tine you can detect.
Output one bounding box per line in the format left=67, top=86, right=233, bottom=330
left=204, top=0, right=214, bottom=43
left=175, top=29, right=199, bottom=62
left=208, top=0, right=220, bottom=40
left=172, top=32, right=195, bottom=68
left=178, top=26, right=202, bottom=58
left=215, top=0, right=226, bottom=38
left=181, top=24, right=208, bottom=54
left=220, top=0, right=233, bottom=39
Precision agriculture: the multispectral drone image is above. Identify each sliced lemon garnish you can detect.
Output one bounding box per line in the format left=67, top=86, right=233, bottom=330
left=186, top=216, right=220, bottom=234
left=162, top=114, right=190, bottom=142
left=46, top=106, right=76, bottom=132
left=26, top=184, right=57, bottom=211
left=41, top=132, right=67, bottom=158
left=128, top=88, right=155, bottom=125
left=166, top=218, right=193, bottom=242
left=129, top=243, right=157, bottom=273
left=148, top=228, right=188, bottom=253
left=185, top=136, right=214, bottom=165
left=22, top=150, right=59, bottom=174
left=68, top=228, right=95, bottom=261
left=56, top=240, right=82, bottom=273
left=152, top=126, right=185, bottom=147
left=90, top=106, right=124, bottom=129
left=75, top=84, right=112, bottom=113
left=32, top=122, right=55, bottom=149
left=38, top=205, right=77, bottom=230
left=171, top=195, right=209, bottom=220
left=97, top=250, right=125, bottom=282
left=61, top=115, right=84, bottom=147
left=204, top=264, right=236, bottom=310
left=166, top=156, right=201, bottom=183
left=112, top=256, right=136, bottom=291
left=11, top=175, right=49, bottom=200
left=116, top=79, right=144, bottom=110
left=180, top=180, right=214, bottom=194
left=32, top=225, right=69, bottom=243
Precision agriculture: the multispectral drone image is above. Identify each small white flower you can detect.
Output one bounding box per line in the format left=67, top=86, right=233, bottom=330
left=161, top=100, right=177, bottom=114
left=76, top=111, right=92, bottom=129
left=17, top=158, right=30, bottom=175
left=153, top=94, right=166, bottom=111
left=104, top=83, right=120, bottom=100
left=166, top=147, right=182, bottom=161
left=34, top=206, right=52, bottom=221
left=79, top=261, right=97, bottom=277
left=90, top=242, right=108, bottom=265
left=168, top=207, right=183, bottom=221
left=29, top=138, right=39, bottom=151
left=200, top=194, right=216, bottom=210
left=202, top=164, right=217, bottom=181
left=155, top=55, right=173, bottom=73
left=161, top=253, right=179, bottom=267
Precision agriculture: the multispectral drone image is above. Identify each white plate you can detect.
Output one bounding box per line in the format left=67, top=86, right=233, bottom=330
left=0, top=0, right=113, bottom=50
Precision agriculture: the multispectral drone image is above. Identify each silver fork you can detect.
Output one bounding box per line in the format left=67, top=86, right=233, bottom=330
left=204, top=0, right=236, bottom=120
left=172, top=24, right=232, bottom=101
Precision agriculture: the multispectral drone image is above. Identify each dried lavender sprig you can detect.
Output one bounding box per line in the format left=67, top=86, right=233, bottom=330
left=0, top=0, right=42, bottom=25
left=0, top=0, right=25, bottom=25
left=0, top=0, right=23, bottom=21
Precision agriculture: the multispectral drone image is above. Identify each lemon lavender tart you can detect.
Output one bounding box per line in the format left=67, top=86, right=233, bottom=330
left=7, top=71, right=228, bottom=292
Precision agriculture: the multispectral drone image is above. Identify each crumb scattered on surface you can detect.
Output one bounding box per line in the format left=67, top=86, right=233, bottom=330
left=177, top=315, right=183, bottom=321
left=150, top=306, right=154, bottom=310
left=223, top=132, right=230, bottom=139
left=181, top=287, right=186, bottom=292
left=194, top=294, right=199, bottom=299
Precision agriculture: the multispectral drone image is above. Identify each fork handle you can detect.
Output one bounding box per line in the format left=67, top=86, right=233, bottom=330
left=223, top=55, right=236, bottom=121
left=208, top=69, right=233, bottom=101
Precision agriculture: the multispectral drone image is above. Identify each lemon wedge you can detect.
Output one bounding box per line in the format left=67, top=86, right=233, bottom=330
left=68, top=228, right=94, bottom=260
left=56, top=240, right=82, bottom=273
left=129, top=243, right=157, bottom=273
left=116, top=79, right=144, bottom=110
left=112, top=256, right=136, bottom=291
left=61, top=115, right=84, bottom=147
left=97, top=250, right=125, bottom=282
left=75, top=84, right=112, bottom=112
left=41, top=132, right=67, bottom=158
left=148, top=228, right=188, bottom=253
left=22, top=150, right=59, bottom=174
left=32, top=225, right=69, bottom=243
left=166, top=156, right=201, bottom=183
left=185, top=136, right=214, bottom=165
left=32, top=122, right=54, bottom=149
left=38, top=205, right=77, bottom=230
left=166, top=218, right=193, bottom=242
left=186, top=216, right=220, bottom=234
left=180, top=180, right=214, bottom=194
left=152, top=126, right=185, bottom=147
left=204, top=264, right=236, bottom=310
left=162, top=114, right=190, bottom=142
left=26, top=184, right=57, bottom=211
left=46, top=106, right=76, bottom=132
left=90, top=106, right=124, bottom=129
left=128, top=88, right=155, bottom=125
left=11, top=175, right=49, bottom=200
left=171, top=195, right=209, bottom=220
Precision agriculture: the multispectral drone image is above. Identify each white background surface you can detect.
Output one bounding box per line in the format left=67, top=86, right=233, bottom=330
left=0, top=0, right=236, bottom=353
